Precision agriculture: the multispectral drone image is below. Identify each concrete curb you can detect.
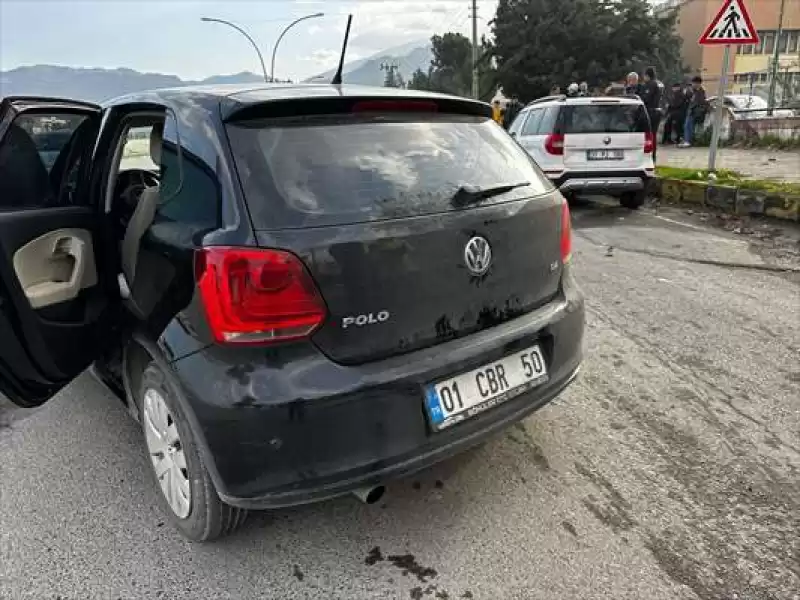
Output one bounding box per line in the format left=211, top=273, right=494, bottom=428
left=651, top=177, right=800, bottom=222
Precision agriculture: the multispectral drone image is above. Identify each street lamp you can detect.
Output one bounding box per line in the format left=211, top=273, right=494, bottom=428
left=271, top=13, right=324, bottom=83
left=201, top=17, right=269, bottom=83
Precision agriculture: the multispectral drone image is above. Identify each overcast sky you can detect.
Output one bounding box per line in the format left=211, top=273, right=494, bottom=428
left=0, top=0, right=498, bottom=81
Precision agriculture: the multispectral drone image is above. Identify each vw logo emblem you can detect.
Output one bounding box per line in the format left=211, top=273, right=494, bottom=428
left=464, top=236, right=492, bottom=276
left=603, top=136, right=612, bottom=145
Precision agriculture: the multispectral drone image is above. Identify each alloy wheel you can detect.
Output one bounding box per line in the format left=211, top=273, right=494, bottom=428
left=143, top=388, right=191, bottom=519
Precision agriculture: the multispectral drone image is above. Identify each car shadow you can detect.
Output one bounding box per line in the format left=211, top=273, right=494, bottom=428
left=567, top=195, right=650, bottom=232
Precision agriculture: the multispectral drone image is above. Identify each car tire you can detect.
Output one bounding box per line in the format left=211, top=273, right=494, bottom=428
left=619, top=191, right=645, bottom=210
left=139, top=362, right=247, bottom=542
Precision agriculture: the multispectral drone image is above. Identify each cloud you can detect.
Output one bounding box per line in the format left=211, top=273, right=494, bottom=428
left=294, top=0, right=496, bottom=55
left=300, top=48, right=342, bottom=66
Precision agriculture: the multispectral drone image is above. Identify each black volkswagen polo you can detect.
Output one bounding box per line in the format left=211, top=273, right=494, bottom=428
left=0, top=85, right=584, bottom=541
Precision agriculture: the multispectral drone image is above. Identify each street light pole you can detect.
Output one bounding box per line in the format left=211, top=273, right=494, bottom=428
left=270, top=13, right=324, bottom=83
left=201, top=17, right=269, bottom=83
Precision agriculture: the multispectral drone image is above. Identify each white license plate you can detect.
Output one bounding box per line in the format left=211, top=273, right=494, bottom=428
left=587, top=149, right=624, bottom=160
left=424, top=345, right=548, bottom=431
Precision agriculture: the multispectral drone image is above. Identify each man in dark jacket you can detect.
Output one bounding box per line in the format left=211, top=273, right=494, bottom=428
left=663, top=82, right=689, bottom=144
left=680, top=76, right=707, bottom=147
left=640, top=66, right=663, bottom=162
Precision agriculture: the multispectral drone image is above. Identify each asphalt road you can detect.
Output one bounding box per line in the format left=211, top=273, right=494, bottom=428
left=1, top=200, right=798, bottom=600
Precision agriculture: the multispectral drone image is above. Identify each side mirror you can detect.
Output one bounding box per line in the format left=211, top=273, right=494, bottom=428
left=510, top=131, right=517, bottom=138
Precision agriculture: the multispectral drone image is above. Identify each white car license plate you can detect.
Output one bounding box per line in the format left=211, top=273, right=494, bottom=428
left=587, top=149, right=624, bottom=160
left=424, top=345, right=548, bottom=431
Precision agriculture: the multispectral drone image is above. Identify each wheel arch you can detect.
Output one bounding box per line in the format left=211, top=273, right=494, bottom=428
left=121, top=331, right=225, bottom=496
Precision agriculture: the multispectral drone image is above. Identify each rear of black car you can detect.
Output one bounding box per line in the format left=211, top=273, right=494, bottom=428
left=174, top=93, right=584, bottom=508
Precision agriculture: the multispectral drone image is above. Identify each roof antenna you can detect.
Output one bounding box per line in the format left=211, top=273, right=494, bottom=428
left=331, top=14, right=352, bottom=85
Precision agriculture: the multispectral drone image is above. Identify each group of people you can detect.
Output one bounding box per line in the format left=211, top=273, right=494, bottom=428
left=550, top=82, right=591, bottom=98
left=623, top=67, right=665, bottom=161
left=491, top=67, right=711, bottom=155
left=623, top=68, right=709, bottom=152
left=661, top=76, right=709, bottom=148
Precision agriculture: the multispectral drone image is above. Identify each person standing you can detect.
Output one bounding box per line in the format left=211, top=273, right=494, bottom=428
left=625, top=72, right=642, bottom=97
left=663, top=82, right=689, bottom=144
left=566, top=82, right=580, bottom=97
left=680, top=76, right=707, bottom=148
left=491, top=100, right=503, bottom=125
left=640, top=66, right=663, bottom=162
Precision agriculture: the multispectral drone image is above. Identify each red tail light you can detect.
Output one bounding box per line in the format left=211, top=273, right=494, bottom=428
left=560, top=200, right=572, bottom=264
left=195, top=247, right=327, bottom=345
left=545, top=133, right=564, bottom=155
left=644, top=131, right=654, bottom=154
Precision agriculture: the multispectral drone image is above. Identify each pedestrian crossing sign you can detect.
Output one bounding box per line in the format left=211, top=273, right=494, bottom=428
left=699, top=0, right=759, bottom=45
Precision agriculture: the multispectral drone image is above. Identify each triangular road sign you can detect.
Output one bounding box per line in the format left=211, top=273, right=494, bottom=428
left=699, top=0, right=760, bottom=45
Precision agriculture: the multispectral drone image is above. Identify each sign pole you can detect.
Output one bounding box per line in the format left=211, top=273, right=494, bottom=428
left=707, top=44, right=731, bottom=173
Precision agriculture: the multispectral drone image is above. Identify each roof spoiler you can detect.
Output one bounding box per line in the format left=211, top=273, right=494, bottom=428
left=222, top=95, right=492, bottom=123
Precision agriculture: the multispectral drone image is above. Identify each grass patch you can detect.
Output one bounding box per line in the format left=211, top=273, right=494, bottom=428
left=656, top=166, right=800, bottom=196
left=656, top=166, right=740, bottom=182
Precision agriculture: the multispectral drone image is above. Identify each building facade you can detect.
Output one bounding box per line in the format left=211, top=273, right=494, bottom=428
left=658, top=0, right=800, bottom=101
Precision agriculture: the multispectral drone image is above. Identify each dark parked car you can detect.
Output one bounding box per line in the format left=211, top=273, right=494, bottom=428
left=0, top=86, right=584, bottom=541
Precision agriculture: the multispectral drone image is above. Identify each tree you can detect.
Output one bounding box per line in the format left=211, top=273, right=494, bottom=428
left=407, top=33, right=497, bottom=99
left=408, top=68, right=432, bottom=91
left=489, top=0, right=684, bottom=102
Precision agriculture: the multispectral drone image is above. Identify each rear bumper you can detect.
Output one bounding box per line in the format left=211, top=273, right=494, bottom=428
left=549, top=169, right=653, bottom=195
left=168, top=270, right=585, bottom=510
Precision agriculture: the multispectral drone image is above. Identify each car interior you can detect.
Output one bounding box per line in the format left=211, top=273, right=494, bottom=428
left=0, top=110, right=176, bottom=331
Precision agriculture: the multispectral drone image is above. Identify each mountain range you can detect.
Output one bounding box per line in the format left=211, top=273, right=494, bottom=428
left=0, top=42, right=432, bottom=103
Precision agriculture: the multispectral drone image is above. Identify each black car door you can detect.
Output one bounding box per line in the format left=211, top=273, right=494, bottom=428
left=0, top=97, right=120, bottom=408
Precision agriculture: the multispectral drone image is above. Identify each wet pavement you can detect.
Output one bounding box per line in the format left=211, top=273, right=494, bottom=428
left=658, top=146, right=800, bottom=183
left=1, top=199, right=799, bottom=600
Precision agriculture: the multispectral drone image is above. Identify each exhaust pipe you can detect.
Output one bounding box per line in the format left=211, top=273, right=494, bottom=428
left=352, top=484, right=386, bottom=505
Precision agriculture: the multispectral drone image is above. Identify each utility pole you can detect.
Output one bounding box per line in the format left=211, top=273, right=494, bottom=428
left=471, top=0, right=479, bottom=99
left=767, top=0, right=786, bottom=115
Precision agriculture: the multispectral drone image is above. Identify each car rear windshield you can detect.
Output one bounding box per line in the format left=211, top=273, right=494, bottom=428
left=226, top=113, right=553, bottom=229
left=560, top=104, right=649, bottom=134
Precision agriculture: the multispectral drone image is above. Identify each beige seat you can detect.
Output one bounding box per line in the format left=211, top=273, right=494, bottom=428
left=119, top=123, right=163, bottom=317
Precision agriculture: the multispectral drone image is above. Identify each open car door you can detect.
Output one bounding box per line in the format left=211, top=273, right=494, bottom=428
left=0, top=97, right=119, bottom=408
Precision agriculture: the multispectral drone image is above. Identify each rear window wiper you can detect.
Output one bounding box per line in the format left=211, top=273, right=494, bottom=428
left=451, top=182, right=531, bottom=208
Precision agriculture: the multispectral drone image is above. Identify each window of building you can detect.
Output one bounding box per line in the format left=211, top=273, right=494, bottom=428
left=762, top=31, right=776, bottom=54
left=788, top=30, right=799, bottom=53
left=778, top=30, right=790, bottom=54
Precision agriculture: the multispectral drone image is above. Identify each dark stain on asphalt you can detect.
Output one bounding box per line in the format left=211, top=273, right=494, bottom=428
left=292, top=564, right=304, bottom=582
left=507, top=423, right=551, bottom=470
left=387, top=554, right=438, bottom=583
left=561, top=520, right=578, bottom=537
left=461, top=592, right=474, bottom=599
left=575, top=462, right=636, bottom=534
left=365, top=546, right=384, bottom=566
left=409, top=584, right=451, bottom=599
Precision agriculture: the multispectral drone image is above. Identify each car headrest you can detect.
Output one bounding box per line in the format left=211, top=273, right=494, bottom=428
left=150, top=122, right=164, bottom=166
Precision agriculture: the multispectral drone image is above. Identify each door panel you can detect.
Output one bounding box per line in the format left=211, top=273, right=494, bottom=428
left=0, top=97, right=116, bottom=408
left=13, top=227, right=98, bottom=309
